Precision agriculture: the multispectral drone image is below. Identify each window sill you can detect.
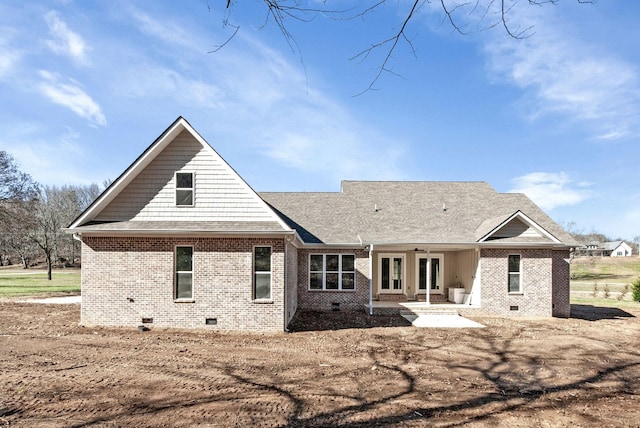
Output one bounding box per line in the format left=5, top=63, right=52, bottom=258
left=307, top=289, right=357, bottom=293
left=253, top=299, right=273, bottom=304
left=174, top=299, right=195, bottom=303
left=508, top=292, right=524, bottom=296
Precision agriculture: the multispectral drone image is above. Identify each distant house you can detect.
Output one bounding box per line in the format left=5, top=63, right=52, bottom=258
left=65, top=117, right=577, bottom=332
left=579, top=241, right=633, bottom=257
left=602, top=241, right=633, bottom=257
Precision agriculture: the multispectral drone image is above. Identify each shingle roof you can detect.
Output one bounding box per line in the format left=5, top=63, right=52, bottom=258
left=260, top=181, right=576, bottom=246
left=602, top=241, right=626, bottom=251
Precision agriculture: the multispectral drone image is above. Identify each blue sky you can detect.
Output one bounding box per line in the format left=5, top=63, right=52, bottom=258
left=0, top=1, right=638, bottom=240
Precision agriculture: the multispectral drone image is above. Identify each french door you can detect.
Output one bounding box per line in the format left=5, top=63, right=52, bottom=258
left=416, top=254, right=443, bottom=294
left=379, top=255, right=404, bottom=294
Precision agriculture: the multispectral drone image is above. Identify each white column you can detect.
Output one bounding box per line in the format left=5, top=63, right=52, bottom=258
left=425, top=248, right=431, bottom=306
left=368, top=245, right=373, bottom=315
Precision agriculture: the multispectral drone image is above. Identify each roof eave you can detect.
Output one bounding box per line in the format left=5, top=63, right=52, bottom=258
left=64, top=228, right=295, bottom=237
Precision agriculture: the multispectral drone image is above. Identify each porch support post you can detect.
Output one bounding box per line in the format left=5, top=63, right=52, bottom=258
left=368, top=244, right=373, bottom=315
left=426, top=248, right=430, bottom=306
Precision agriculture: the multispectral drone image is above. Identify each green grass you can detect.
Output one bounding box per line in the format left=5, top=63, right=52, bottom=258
left=570, top=257, right=640, bottom=307
left=0, top=270, right=80, bottom=297
left=571, top=256, right=640, bottom=281
left=570, top=295, right=640, bottom=308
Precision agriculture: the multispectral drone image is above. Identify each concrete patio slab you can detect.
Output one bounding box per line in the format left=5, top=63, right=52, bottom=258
left=402, top=313, right=485, bottom=328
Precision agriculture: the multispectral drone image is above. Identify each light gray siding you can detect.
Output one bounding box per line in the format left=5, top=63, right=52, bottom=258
left=95, top=130, right=277, bottom=223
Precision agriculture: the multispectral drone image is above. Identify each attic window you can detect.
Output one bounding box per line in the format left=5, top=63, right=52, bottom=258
left=176, top=172, right=194, bottom=206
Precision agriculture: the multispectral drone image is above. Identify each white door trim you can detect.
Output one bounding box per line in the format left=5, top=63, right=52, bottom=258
left=378, top=253, right=405, bottom=294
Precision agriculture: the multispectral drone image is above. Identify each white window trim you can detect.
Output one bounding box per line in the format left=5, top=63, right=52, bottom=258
left=308, top=253, right=356, bottom=291
left=377, top=253, right=405, bottom=294
left=174, top=245, right=194, bottom=302
left=508, top=253, right=522, bottom=294
left=175, top=171, right=195, bottom=207
left=253, top=245, right=272, bottom=301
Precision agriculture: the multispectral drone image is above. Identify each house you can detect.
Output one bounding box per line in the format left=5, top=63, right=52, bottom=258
left=66, top=117, right=576, bottom=332
left=602, top=241, right=633, bottom=257
left=578, top=241, right=633, bottom=257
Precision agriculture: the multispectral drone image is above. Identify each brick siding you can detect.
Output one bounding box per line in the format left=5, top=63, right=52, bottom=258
left=480, top=248, right=554, bottom=317
left=81, top=236, right=287, bottom=332
left=296, top=248, right=370, bottom=311
left=284, top=241, right=298, bottom=325
left=551, top=250, right=571, bottom=317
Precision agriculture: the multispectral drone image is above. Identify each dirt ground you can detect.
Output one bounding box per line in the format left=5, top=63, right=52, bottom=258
left=1, top=302, right=640, bottom=427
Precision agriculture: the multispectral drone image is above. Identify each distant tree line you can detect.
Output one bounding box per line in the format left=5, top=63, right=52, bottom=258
left=0, top=151, right=103, bottom=280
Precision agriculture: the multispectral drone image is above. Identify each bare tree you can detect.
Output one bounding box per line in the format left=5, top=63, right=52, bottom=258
left=0, top=151, right=39, bottom=267
left=0, top=151, right=39, bottom=201
left=217, top=0, right=596, bottom=91
left=29, top=184, right=102, bottom=279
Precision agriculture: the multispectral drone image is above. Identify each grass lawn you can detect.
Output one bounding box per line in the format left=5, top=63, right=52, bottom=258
left=0, top=269, right=80, bottom=297
left=570, top=256, right=640, bottom=307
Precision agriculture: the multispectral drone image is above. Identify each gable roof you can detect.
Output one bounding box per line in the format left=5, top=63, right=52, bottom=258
left=476, top=211, right=561, bottom=243
left=261, top=181, right=576, bottom=247
left=68, top=117, right=291, bottom=235
left=602, top=241, right=630, bottom=251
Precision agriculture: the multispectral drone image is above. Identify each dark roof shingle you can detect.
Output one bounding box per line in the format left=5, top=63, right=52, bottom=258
left=260, top=181, right=576, bottom=246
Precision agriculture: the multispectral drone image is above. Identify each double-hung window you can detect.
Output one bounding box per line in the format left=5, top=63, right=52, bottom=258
left=175, top=246, right=193, bottom=300
left=508, top=254, right=521, bottom=293
left=254, top=246, right=272, bottom=300
left=176, top=172, right=194, bottom=206
left=309, top=254, right=355, bottom=291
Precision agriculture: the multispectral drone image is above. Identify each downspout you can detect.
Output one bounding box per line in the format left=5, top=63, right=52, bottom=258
left=368, top=244, right=373, bottom=316
left=284, top=239, right=288, bottom=332
left=72, top=233, right=83, bottom=326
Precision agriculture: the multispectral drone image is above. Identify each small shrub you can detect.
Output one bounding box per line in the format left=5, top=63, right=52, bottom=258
left=592, top=283, right=599, bottom=298
left=603, top=284, right=610, bottom=299
left=632, top=278, right=640, bottom=302
left=617, top=284, right=630, bottom=301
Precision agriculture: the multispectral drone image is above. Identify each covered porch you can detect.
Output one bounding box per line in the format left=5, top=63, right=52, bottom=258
left=366, top=244, right=482, bottom=311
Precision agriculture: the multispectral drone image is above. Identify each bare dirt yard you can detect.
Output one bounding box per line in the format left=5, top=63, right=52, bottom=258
left=1, top=302, right=640, bottom=427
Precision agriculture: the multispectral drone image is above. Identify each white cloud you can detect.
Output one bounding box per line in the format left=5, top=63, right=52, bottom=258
left=483, top=4, right=640, bottom=140
left=37, top=70, right=106, bottom=126
left=111, top=9, right=408, bottom=183
left=0, top=122, right=99, bottom=186
left=115, top=63, right=225, bottom=109
left=509, top=172, right=591, bottom=210
left=0, top=31, right=21, bottom=80
left=210, top=40, right=408, bottom=182
left=45, top=10, right=89, bottom=65
left=0, top=47, right=18, bottom=79
left=130, top=9, right=198, bottom=51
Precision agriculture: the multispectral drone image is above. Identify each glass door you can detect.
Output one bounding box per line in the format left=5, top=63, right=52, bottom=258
left=416, top=254, right=443, bottom=294
left=379, top=255, right=404, bottom=294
